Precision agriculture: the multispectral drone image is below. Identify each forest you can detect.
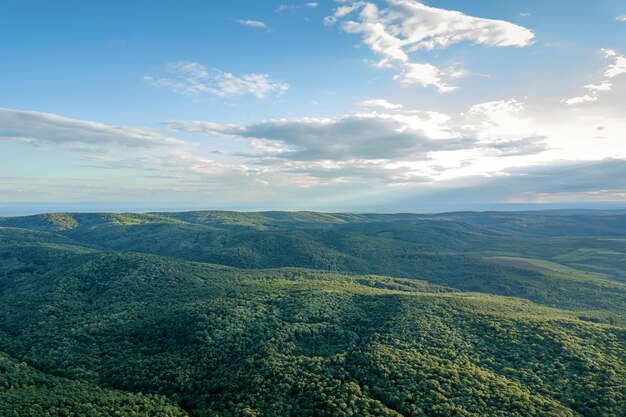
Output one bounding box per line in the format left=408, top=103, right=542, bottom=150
left=0, top=210, right=625, bottom=416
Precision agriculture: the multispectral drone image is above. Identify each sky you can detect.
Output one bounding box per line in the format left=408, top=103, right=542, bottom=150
left=1, top=0, right=626, bottom=214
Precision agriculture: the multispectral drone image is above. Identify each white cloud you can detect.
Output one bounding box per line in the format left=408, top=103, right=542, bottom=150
left=0, top=108, right=184, bottom=148
left=616, top=15, right=626, bottom=22
left=563, top=49, right=626, bottom=105
left=326, top=0, right=534, bottom=90
left=306, top=2, right=319, bottom=7
left=237, top=19, right=268, bottom=29
left=144, top=62, right=289, bottom=99
left=584, top=81, right=612, bottom=92
left=359, top=99, right=404, bottom=110
left=563, top=95, right=598, bottom=106
left=331, top=0, right=534, bottom=57
left=603, top=49, right=626, bottom=78
left=458, top=97, right=626, bottom=167
left=394, top=62, right=457, bottom=92
left=468, top=98, right=524, bottom=116
left=464, top=99, right=537, bottom=144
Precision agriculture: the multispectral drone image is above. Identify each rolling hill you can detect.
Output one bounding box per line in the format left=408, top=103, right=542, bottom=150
left=0, top=210, right=625, bottom=416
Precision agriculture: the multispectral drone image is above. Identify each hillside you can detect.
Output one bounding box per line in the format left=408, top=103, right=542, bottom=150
left=1, top=210, right=625, bottom=316
left=0, top=210, right=625, bottom=416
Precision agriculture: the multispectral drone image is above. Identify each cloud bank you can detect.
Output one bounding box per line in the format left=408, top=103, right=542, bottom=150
left=4, top=96, right=626, bottom=209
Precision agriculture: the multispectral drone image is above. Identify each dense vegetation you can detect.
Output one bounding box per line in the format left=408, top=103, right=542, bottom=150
left=0, top=353, right=187, bottom=417
left=0, top=210, right=625, bottom=416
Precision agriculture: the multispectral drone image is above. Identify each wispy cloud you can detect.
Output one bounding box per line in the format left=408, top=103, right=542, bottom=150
left=236, top=19, right=269, bottom=30
left=0, top=108, right=184, bottom=148
left=616, top=15, right=626, bottom=22
left=277, top=2, right=319, bottom=12
left=325, top=0, right=534, bottom=91
left=144, top=62, right=289, bottom=99
left=563, top=49, right=626, bottom=105
left=276, top=4, right=295, bottom=12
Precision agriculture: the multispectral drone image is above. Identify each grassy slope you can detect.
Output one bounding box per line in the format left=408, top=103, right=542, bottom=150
left=434, top=211, right=626, bottom=237
left=483, top=256, right=618, bottom=282
left=477, top=236, right=626, bottom=282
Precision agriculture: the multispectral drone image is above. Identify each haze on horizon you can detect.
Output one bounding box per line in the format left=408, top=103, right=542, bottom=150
left=1, top=0, right=626, bottom=213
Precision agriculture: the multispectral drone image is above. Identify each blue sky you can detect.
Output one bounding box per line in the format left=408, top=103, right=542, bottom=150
left=1, top=0, right=626, bottom=213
